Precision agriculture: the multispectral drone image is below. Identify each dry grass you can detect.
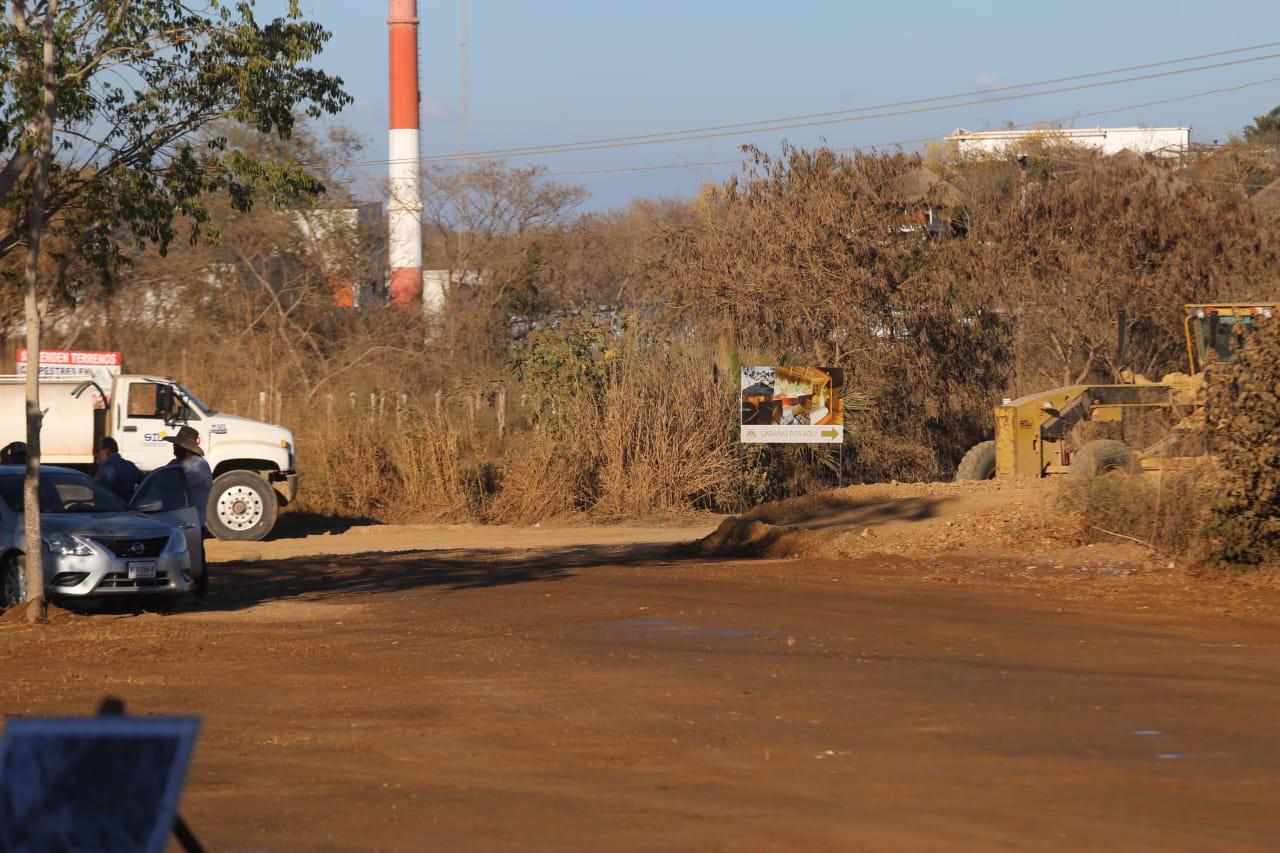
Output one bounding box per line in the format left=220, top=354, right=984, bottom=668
left=487, top=336, right=737, bottom=524
left=298, top=408, right=483, bottom=523
left=484, top=435, right=590, bottom=524
left=1058, top=467, right=1212, bottom=558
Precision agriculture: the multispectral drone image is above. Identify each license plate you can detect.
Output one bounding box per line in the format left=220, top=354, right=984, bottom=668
left=127, top=562, right=157, bottom=579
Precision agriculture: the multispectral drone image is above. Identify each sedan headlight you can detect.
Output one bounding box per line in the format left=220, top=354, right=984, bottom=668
left=44, top=532, right=93, bottom=557
left=168, top=531, right=189, bottom=554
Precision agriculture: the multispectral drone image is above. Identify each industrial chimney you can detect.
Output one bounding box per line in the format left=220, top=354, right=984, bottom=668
left=387, top=0, right=423, bottom=307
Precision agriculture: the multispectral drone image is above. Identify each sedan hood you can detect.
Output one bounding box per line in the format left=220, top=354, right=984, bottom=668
left=27, top=512, right=178, bottom=540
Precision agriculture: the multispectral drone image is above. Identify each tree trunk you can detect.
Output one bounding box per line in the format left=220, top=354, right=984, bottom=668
left=23, top=4, right=59, bottom=622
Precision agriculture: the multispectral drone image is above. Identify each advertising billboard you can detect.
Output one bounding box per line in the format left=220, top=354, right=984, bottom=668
left=740, top=366, right=844, bottom=444
left=16, top=349, right=122, bottom=379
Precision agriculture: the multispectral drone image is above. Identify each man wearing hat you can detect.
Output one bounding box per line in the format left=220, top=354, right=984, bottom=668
left=165, top=425, right=212, bottom=600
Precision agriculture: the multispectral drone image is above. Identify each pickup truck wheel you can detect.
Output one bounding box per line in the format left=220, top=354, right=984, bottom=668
left=207, top=472, right=278, bottom=541
left=2, top=555, right=26, bottom=608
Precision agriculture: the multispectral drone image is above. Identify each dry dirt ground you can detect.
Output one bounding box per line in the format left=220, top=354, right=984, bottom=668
left=4, top=482, right=1280, bottom=850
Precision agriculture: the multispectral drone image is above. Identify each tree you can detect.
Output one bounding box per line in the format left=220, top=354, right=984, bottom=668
left=1243, top=105, right=1280, bottom=142
left=0, top=1, right=348, bottom=619
left=648, top=146, right=1009, bottom=480
left=421, top=161, right=586, bottom=306
left=419, top=161, right=586, bottom=362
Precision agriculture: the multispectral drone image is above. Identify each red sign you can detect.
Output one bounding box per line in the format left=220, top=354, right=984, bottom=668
left=16, top=350, right=123, bottom=379
left=17, top=350, right=122, bottom=368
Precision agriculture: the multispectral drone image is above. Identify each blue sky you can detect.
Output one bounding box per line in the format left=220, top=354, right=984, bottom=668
left=278, top=1, right=1280, bottom=208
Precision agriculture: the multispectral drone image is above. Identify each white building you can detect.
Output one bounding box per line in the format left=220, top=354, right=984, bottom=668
left=422, top=269, right=482, bottom=316
left=946, top=127, right=1190, bottom=159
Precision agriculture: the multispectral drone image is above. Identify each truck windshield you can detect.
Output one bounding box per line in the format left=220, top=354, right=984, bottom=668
left=179, top=386, right=215, bottom=416
left=0, top=473, right=127, bottom=514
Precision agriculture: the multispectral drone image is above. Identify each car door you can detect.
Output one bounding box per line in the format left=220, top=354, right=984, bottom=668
left=129, top=466, right=204, bottom=579
left=115, top=380, right=185, bottom=470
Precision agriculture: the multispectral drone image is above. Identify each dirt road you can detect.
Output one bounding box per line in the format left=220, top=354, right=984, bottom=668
left=3, top=492, right=1280, bottom=850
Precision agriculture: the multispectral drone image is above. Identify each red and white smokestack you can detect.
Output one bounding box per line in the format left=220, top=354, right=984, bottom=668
left=388, top=0, right=423, bottom=307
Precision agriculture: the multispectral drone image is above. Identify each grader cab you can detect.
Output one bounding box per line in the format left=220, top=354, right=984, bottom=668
left=956, top=303, right=1277, bottom=480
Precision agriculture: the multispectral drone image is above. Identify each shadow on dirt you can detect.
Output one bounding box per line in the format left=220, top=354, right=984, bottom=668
left=266, top=511, right=378, bottom=540
left=743, top=495, right=952, bottom=532
left=186, top=541, right=688, bottom=612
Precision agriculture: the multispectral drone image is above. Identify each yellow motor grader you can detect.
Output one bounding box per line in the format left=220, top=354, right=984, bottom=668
left=956, top=303, right=1278, bottom=480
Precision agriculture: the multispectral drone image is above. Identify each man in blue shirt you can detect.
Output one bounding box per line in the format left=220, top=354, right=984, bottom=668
left=94, top=437, right=144, bottom=502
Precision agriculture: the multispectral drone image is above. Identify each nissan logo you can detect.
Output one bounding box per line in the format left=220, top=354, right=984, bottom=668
left=129, top=542, right=145, bottom=555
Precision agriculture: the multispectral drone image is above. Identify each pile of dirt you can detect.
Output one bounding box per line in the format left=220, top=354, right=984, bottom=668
left=695, top=480, right=1059, bottom=560
left=0, top=600, right=81, bottom=626
left=691, top=517, right=840, bottom=560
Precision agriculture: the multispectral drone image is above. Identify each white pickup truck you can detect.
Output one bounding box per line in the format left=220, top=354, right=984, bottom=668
left=0, top=374, right=296, bottom=541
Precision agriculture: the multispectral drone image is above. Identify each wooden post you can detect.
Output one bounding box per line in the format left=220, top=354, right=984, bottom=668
left=434, top=388, right=442, bottom=418
left=496, top=387, right=506, bottom=441
left=258, top=391, right=266, bottom=422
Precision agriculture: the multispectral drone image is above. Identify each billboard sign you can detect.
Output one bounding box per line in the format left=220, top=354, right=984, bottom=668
left=16, top=351, right=122, bottom=405
left=16, top=349, right=122, bottom=379
left=741, top=366, right=844, bottom=444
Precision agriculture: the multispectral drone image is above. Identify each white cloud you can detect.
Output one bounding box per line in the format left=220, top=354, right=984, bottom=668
left=972, top=72, right=1003, bottom=90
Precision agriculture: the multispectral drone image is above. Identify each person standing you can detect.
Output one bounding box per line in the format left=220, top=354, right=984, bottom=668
left=94, top=437, right=144, bottom=502
left=165, top=425, right=212, bottom=601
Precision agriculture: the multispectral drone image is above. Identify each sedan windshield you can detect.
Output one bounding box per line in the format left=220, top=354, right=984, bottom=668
left=0, top=473, right=128, bottom=514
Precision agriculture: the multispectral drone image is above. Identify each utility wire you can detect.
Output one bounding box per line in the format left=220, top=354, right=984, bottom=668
left=418, top=51, right=1280, bottom=162
left=533, top=72, right=1280, bottom=178
left=324, top=47, right=1280, bottom=170
left=424, top=39, right=1280, bottom=159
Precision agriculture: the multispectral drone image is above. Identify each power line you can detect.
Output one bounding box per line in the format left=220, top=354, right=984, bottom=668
left=534, top=72, right=1280, bottom=179
left=324, top=47, right=1280, bottom=170
left=423, top=39, right=1280, bottom=159
left=418, top=51, right=1280, bottom=161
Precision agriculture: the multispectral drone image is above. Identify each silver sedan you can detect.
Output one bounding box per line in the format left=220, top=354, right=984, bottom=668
left=0, top=465, right=205, bottom=606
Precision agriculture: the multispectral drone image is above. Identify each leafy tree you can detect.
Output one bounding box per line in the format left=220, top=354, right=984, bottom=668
left=1243, top=105, right=1280, bottom=142
left=0, top=1, right=348, bottom=619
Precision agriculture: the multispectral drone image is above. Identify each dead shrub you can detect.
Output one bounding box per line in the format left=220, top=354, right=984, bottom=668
left=591, top=348, right=737, bottom=520
left=484, top=429, right=593, bottom=524
left=296, top=407, right=482, bottom=523
left=1203, top=318, right=1280, bottom=567
left=491, top=319, right=737, bottom=523
left=1058, top=466, right=1212, bottom=557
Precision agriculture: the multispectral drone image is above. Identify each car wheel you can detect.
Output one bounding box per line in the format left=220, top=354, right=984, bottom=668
left=2, top=554, right=27, bottom=608
left=207, top=471, right=278, bottom=541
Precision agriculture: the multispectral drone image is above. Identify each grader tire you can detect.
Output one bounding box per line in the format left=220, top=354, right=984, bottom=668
left=956, top=440, right=997, bottom=481
left=1069, top=439, right=1138, bottom=477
